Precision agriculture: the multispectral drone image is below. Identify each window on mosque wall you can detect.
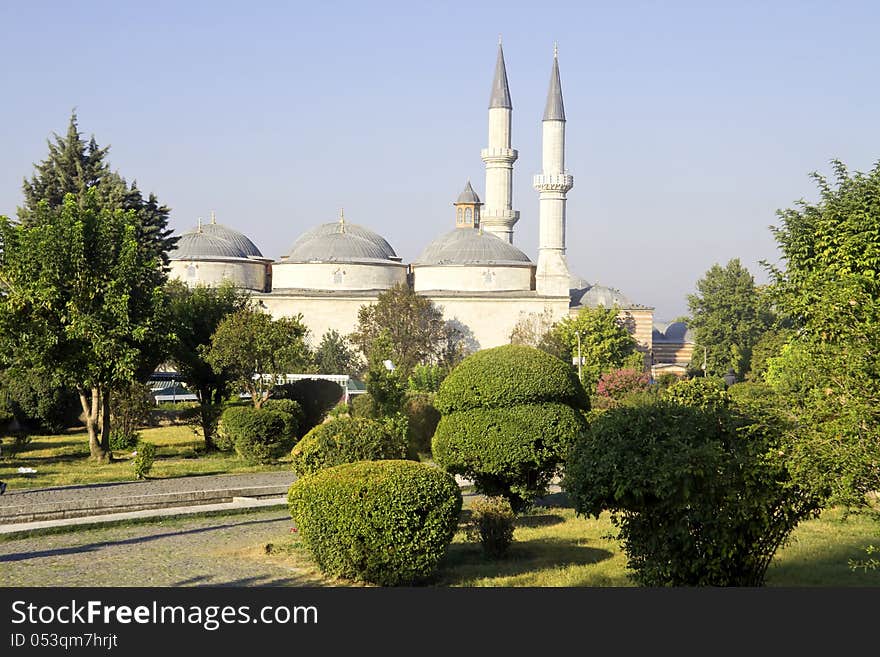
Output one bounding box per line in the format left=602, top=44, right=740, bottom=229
left=186, top=264, right=197, bottom=280
left=465, top=208, right=472, bottom=224
left=333, top=268, right=345, bottom=284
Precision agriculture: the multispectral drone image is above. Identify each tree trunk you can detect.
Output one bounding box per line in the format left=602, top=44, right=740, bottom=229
left=100, top=387, right=112, bottom=460
left=199, top=385, right=216, bottom=450
left=80, top=386, right=110, bottom=462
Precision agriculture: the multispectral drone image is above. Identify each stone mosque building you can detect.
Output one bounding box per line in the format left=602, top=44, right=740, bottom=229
left=167, top=43, right=692, bottom=376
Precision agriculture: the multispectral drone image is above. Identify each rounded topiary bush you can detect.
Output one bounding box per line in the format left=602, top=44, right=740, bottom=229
left=432, top=345, right=589, bottom=511
left=404, top=393, right=440, bottom=458
left=262, top=398, right=303, bottom=439
left=290, top=416, right=407, bottom=477
left=287, top=460, right=462, bottom=585
left=350, top=392, right=378, bottom=418
left=218, top=405, right=294, bottom=464
left=434, top=344, right=589, bottom=414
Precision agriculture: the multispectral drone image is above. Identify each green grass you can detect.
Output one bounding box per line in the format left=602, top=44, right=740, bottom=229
left=0, top=424, right=291, bottom=489
left=263, top=493, right=880, bottom=587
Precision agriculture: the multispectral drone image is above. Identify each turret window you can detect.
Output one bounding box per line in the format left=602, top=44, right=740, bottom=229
left=465, top=208, right=472, bottom=224
left=457, top=208, right=463, bottom=224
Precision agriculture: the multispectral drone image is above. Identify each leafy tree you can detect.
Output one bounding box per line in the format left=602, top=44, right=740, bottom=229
left=314, top=329, right=361, bottom=375
left=687, top=258, right=774, bottom=380
left=363, top=331, right=407, bottom=417
left=564, top=380, right=821, bottom=586
left=763, top=159, right=880, bottom=506
left=203, top=309, right=312, bottom=409
left=166, top=279, right=251, bottom=449
left=547, top=306, right=639, bottom=392
left=350, top=283, right=447, bottom=377
left=0, top=193, right=169, bottom=461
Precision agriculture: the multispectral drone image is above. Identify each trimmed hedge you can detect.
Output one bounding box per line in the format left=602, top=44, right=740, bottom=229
left=290, top=416, right=406, bottom=477
left=262, top=398, right=303, bottom=439
left=404, top=393, right=440, bottom=457
left=287, top=460, right=462, bottom=585
left=432, top=402, right=587, bottom=509
left=217, top=406, right=294, bottom=464
left=434, top=344, right=588, bottom=414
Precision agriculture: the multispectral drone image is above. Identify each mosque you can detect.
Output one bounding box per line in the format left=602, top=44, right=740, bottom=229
left=167, top=43, right=693, bottom=376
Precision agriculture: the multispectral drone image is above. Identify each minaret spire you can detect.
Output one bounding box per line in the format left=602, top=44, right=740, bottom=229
left=534, top=45, right=574, bottom=297
left=481, top=40, right=519, bottom=243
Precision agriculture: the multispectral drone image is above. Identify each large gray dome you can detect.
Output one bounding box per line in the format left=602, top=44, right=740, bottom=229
left=194, top=223, right=263, bottom=258
left=413, top=229, right=532, bottom=266
left=170, top=231, right=253, bottom=260
left=284, top=231, right=398, bottom=263
left=285, top=222, right=399, bottom=261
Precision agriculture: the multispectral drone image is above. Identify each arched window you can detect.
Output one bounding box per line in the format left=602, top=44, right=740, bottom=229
left=457, top=208, right=463, bottom=224
left=465, top=208, right=472, bottom=224
left=186, top=264, right=197, bottom=280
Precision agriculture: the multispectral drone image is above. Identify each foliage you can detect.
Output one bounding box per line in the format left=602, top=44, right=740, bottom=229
left=763, top=159, right=880, bottom=506
left=131, top=441, right=157, bottom=480
left=687, top=258, right=774, bottom=379
left=0, top=192, right=169, bottom=462
left=273, top=378, right=347, bottom=436
left=407, top=363, right=446, bottom=393
left=0, top=367, right=82, bottom=434
left=434, top=344, right=589, bottom=414
left=596, top=368, right=651, bottom=402
left=203, top=309, right=312, bottom=409
left=166, top=279, right=250, bottom=448
left=290, top=416, right=407, bottom=477
left=363, top=331, right=406, bottom=417
left=109, top=381, right=154, bottom=449
left=313, top=329, right=362, bottom=376
left=747, top=327, right=794, bottom=382
left=563, top=385, right=821, bottom=586
left=350, top=283, right=448, bottom=377
left=433, top=402, right=587, bottom=511
left=661, top=376, right=730, bottom=411
left=547, top=306, right=638, bottom=392
left=467, top=496, right=516, bottom=559
left=287, top=460, right=462, bottom=585
left=327, top=400, right=350, bottom=419
left=350, top=392, right=378, bottom=419
left=261, top=398, right=303, bottom=440
left=508, top=309, right=558, bottom=348
left=403, top=393, right=440, bottom=457
left=217, top=405, right=293, bottom=464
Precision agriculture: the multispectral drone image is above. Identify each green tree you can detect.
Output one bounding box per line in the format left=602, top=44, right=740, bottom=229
left=166, top=279, right=251, bottom=449
left=203, top=309, right=312, bottom=409
left=764, top=159, right=880, bottom=506
left=350, top=283, right=447, bottom=377
left=547, top=306, right=639, bottom=392
left=363, top=331, right=406, bottom=417
left=687, top=258, right=773, bottom=380
left=314, top=329, right=361, bottom=375
left=0, top=193, right=169, bottom=461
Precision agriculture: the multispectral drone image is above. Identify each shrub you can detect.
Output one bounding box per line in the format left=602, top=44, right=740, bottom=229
left=407, top=364, right=445, bottom=393
left=132, top=441, right=156, bottom=480
left=109, top=429, right=139, bottom=451
left=262, top=398, right=303, bottom=439
left=563, top=398, right=821, bottom=586
left=350, top=392, right=378, bottom=418
left=433, top=403, right=587, bottom=510
left=596, top=368, right=651, bottom=401
left=273, top=379, right=345, bottom=436
left=287, top=460, right=462, bottom=585
left=404, top=393, right=440, bottom=458
left=218, top=406, right=293, bottom=464
left=661, top=376, right=729, bottom=411
left=290, top=416, right=406, bottom=477
left=434, top=344, right=589, bottom=414
left=1, top=368, right=82, bottom=434
left=327, top=400, right=351, bottom=419
left=467, top=496, right=515, bottom=559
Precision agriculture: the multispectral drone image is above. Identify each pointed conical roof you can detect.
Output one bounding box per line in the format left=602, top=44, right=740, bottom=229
left=489, top=42, right=512, bottom=109
left=455, top=180, right=482, bottom=204
left=543, top=50, right=565, bottom=121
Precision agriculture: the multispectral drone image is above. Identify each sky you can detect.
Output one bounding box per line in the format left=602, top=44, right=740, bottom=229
left=1, top=0, right=878, bottom=321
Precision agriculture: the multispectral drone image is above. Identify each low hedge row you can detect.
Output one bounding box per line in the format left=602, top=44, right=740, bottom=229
left=287, top=460, right=462, bottom=586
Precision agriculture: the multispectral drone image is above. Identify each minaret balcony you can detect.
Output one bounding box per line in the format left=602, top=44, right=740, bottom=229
left=481, top=147, right=519, bottom=163
left=533, top=173, right=574, bottom=192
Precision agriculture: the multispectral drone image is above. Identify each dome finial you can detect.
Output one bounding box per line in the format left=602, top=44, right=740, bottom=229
left=498, top=33, right=502, bottom=46
left=210, top=210, right=216, bottom=225
left=554, top=41, right=558, bottom=58
left=197, top=217, right=202, bottom=233
left=339, top=208, right=346, bottom=234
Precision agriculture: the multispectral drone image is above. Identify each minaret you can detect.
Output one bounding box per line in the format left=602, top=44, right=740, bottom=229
left=480, top=38, right=519, bottom=243
left=534, top=44, right=574, bottom=297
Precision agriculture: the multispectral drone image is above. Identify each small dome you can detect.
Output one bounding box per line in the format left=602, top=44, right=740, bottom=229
left=170, top=231, right=252, bottom=260
left=569, top=273, right=591, bottom=291
left=572, top=284, right=633, bottom=309
left=284, top=231, right=397, bottom=263
left=455, top=181, right=481, bottom=205
left=652, top=321, right=695, bottom=343
left=284, top=222, right=399, bottom=261
left=413, top=229, right=532, bottom=266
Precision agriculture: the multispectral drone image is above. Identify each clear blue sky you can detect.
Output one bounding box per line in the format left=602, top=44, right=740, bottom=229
left=2, top=0, right=878, bottom=321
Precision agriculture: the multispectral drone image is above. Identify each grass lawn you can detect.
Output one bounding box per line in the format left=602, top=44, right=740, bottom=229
left=256, top=492, right=880, bottom=587
left=0, top=424, right=291, bottom=490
